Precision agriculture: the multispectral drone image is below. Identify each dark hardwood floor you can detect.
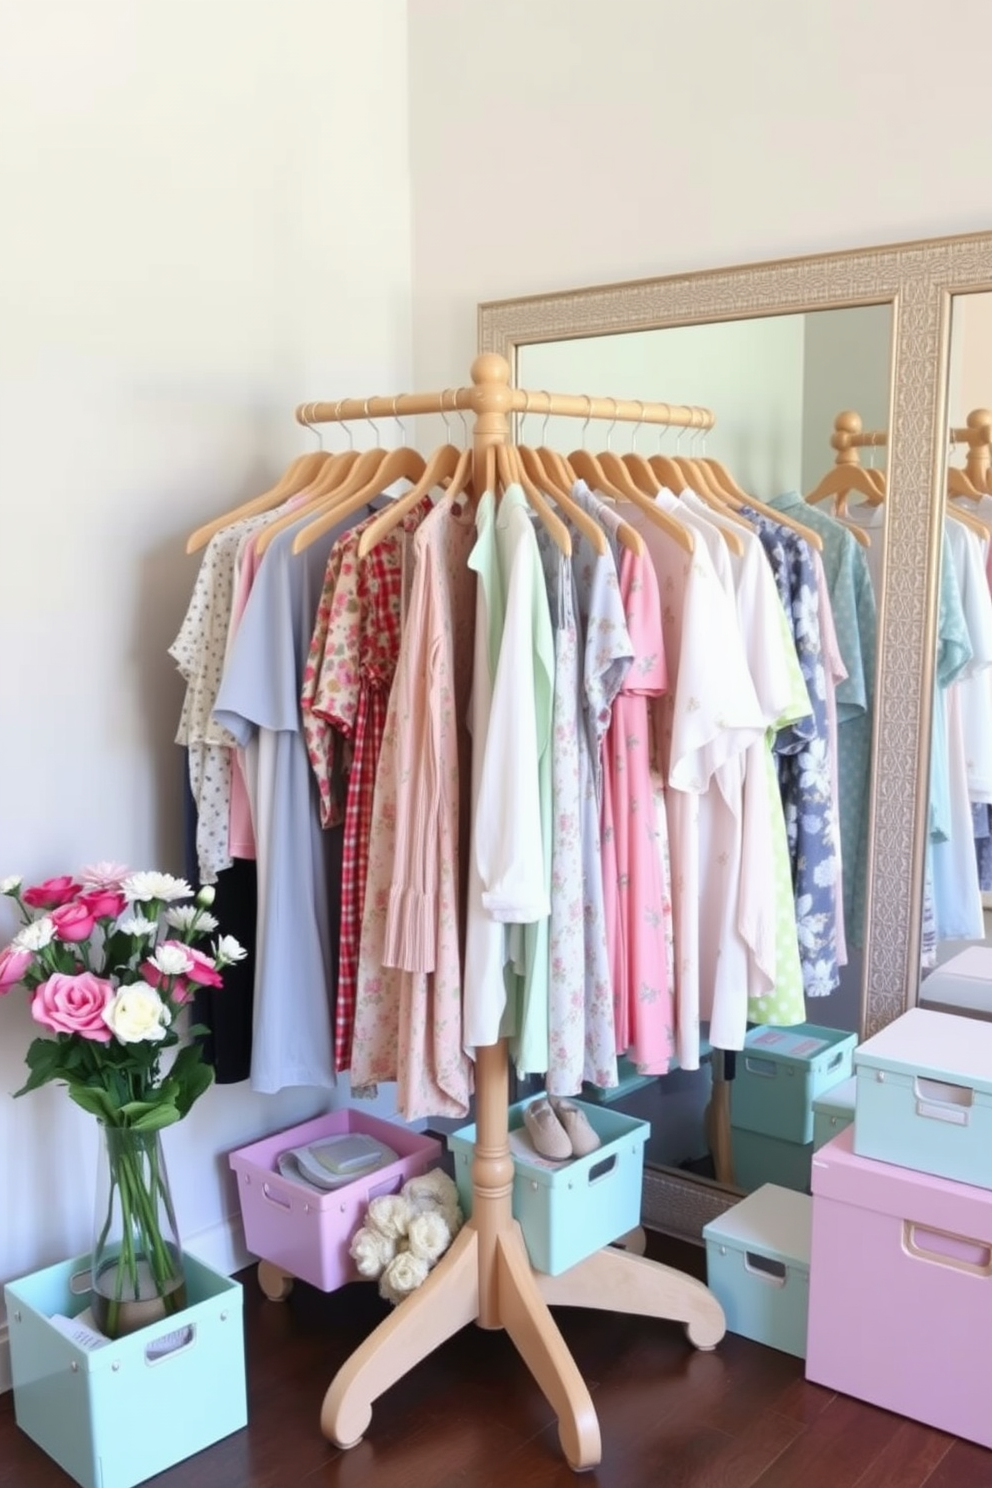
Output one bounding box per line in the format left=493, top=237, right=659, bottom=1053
left=2, top=1234, right=989, bottom=1488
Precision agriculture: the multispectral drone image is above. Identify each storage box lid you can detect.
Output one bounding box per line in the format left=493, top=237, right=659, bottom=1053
left=811, top=1076, right=856, bottom=1119
left=919, top=948, right=992, bottom=1019
left=812, top=1126, right=992, bottom=1234
left=743, top=1023, right=855, bottom=1069
left=703, top=1184, right=811, bottom=1267
left=855, top=1007, right=992, bottom=1095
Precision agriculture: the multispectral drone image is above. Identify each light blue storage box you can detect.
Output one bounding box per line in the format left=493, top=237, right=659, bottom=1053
left=731, top=1126, right=813, bottom=1193
left=812, top=1075, right=856, bottom=1151
left=703, top=1184, right=811, bottom=1358
left=5, top=1252, right=247, bottom=1488
left=854, top=1007, right=992, bottom=1189
left=731, top=1024, right=856, bottom=1145
left=447, top=1095, right=648, bottom=1275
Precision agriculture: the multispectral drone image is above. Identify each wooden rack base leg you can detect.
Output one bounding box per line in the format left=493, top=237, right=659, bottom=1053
left=537, top=1245, right=726, bottom=1352
left=320, top=1223, right=480, bottom=1449
left=497, top=1225, right=602, bottom=1471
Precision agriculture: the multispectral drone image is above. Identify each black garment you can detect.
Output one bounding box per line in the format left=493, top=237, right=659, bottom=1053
left=182, top=751, right=257, bottom=1084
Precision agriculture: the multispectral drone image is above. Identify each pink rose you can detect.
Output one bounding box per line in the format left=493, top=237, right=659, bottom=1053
left=50, top=900, right=98, bottom=943
left=0, top=945, right=32, bottom=993
left=23, top=875, right=79, bottom=910
left=185, top=947, right=224, bottom=988
left=79, top=888, right=127, bottom=921
left=31, top=972, right=114, bottom=1041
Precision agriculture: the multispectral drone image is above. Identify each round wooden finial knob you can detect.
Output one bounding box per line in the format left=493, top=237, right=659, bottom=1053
left=835, top=410, right=862, bottom=435
left=471, top=353, right=511, bottom=387
left=967, top=407, right=992, bottom=434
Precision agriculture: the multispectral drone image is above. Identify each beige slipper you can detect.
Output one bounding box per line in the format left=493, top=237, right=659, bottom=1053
left=550, top=1098, right=601, bottom=1158
left=523, top=1098, right=573, bottom=1161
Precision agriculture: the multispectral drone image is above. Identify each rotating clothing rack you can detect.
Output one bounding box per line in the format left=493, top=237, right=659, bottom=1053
left=292, top=353, right=726, bottom=1473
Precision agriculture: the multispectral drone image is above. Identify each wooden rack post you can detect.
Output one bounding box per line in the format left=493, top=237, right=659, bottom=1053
left=294, top=353, right=725, bottom=1473
left=830, top=406, right=992, bottom=481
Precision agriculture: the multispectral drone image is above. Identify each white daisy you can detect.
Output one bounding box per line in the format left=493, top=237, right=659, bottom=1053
left=0, top=875, right=22, bottom=895
left=118, top=915, right=159, bottom=938
left=150, top=944, right=194, bottom=977
left=122, top=872, right=192, bottom=904
left=77, top=861, right=130, bottom=889
left=213, top=934, right=247, bottom=966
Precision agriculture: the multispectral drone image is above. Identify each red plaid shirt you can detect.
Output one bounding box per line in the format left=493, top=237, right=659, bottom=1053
left=312, top=497, right=433, bottom=1073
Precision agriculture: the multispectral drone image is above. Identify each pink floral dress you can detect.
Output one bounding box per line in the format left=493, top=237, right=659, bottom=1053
left=348, top=496, right=477, bottom=1119
left=601, top=548, right=676, bottom=1074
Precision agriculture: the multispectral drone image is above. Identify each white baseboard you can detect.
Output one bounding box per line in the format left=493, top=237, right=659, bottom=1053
left=0, top=1209, right=250, bottom=1396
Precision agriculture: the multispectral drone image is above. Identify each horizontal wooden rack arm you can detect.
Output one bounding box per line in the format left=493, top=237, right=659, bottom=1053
left=296, top=382, right=715, bottom=432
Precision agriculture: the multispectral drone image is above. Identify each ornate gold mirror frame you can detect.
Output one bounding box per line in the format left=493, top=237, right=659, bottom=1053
left=479, top=230, right=992, bottom=1239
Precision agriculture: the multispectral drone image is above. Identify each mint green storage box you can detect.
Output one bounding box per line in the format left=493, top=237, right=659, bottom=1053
left=447, top=1096, right=648, bottom=1275
left=5, top=1252, right=246, bottom=1488
left=731, top=1126, right=813, bottom=1193
left=704, top=1184, right=811, bottom=1358
left=731, top=1024, right=856, bottom=1145
left=812, top=1075, right=856, bottom=1150
left=854, top=1007, right=992, bottom=1189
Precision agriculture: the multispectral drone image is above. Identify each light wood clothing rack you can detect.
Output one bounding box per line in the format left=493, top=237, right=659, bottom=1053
left=829, top=406, right=992, bottom=486
left=291, top=353, right=725, bottom=1473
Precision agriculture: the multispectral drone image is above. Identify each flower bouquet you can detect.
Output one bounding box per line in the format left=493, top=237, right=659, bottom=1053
left=0, top=864, right=245, bottom=1338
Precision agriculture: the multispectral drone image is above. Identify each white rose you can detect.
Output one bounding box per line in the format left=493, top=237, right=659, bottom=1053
left=0, top=875, right=23, bottom=895
left=379, top=1250, right=429, bottom=1306
left=122, top=872, right=192, bottom=904
left=118, top=915, right=158, bottom=938
left=406, top=1210, right=451, bottom=1265
left=150, top=944, right=194, bottom=977
left=367, top=1195, right=411, bottom=1241
left=12, top=917, right=54, bottom=952
left=349, top=1226, right=396, bottom=1279
left=102, top=983, right=171, bottom=1043
left=213, top=934, right=247, bottom=965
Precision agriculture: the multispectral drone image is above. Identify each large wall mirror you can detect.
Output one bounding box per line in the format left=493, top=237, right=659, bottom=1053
left=479, top=233, right=992, bottom=1239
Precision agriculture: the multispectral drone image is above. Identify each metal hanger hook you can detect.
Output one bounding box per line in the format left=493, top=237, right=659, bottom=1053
left=581, top=395, right=593, bottom=449
left=454, top=392, right=469, bottom=448
left=390, top=395, right=406, bottom=447
left=605, top=398, right=619, bottom=453
left=520, top=389, right=534, bottom=445
left=363, top=398, right=380, bottom=445
left=631, top=399, right=646, bottom=453
left=540, top=391, right=553, bottom=447
left=301, top=403, right=324, bottom=451
left=439, top=388, right=454, bottom=445
left=334, top=399, right=354, bottom=451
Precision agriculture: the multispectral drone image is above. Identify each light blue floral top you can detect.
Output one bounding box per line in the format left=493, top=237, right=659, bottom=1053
left=743, top=508, right=838, bottom=1000
left=770, top=493, right=877, bottom=951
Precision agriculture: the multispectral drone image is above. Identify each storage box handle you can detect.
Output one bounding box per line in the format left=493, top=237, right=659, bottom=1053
left=913, top=1076, right=973, bottom=1126
left=825, top=1051, right=843, bottom=1072
left=902, top=1221, right=992, bottom=1276
left=368, top=1174, right=404, bottom=1201
left=262, top=1182, right=293, bottom=1211
left=587, top=1154, right=618, bottom=1185
left=744, top=1056, right=777, bottom=1079
left=144, top=1324, right=196, bottom=1366
left=743, top=1251, right=787, bottom=1286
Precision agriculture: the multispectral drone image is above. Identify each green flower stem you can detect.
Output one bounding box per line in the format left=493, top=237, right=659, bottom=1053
left=99, top=1130, right=181, bottom=1334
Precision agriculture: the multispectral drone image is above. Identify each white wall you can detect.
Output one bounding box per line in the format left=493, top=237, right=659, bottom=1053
left=408, top=0, right=992, bottom=398
left=0, top=0, right=411, bottom=1387
left=518, top=317, right=807, bottom=501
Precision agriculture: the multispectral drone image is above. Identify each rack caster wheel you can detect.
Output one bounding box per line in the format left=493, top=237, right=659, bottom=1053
left=258, top=1260, right=294, bottom=1301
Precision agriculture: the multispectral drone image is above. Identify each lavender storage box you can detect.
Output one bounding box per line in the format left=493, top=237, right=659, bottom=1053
left=807, top=1125, right=992, bottom=1447
left=229, top=1109, right=442, bottom=1292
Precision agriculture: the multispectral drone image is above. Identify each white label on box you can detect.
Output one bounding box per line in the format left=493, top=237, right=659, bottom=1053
left=49, top=1313, right=110, bottom=1351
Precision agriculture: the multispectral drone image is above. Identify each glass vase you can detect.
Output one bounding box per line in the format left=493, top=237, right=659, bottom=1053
left=90, top=1123, right=188, bottom=1339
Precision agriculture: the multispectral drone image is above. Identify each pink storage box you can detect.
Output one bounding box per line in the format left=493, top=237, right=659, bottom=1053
left=806, top=1125, right=992, bottom=1448
left=229, top=1109, right=442, bottom=1292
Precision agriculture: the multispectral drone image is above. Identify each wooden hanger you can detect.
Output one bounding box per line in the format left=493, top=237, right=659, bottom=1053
left=357, top=442, right=471, bottom=559
left=291, top=439, right=428, bottom=555
left=568, top=438, right=694, bottom=555
left=518, top=444, right=606, bottom=555
left=499, top=443, right=571, bottom=555
left=600, top=439, right=742, bottom=558
left=185, top=446, right=331, bottom=555
left=805, top=462, right=885, bottom=517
